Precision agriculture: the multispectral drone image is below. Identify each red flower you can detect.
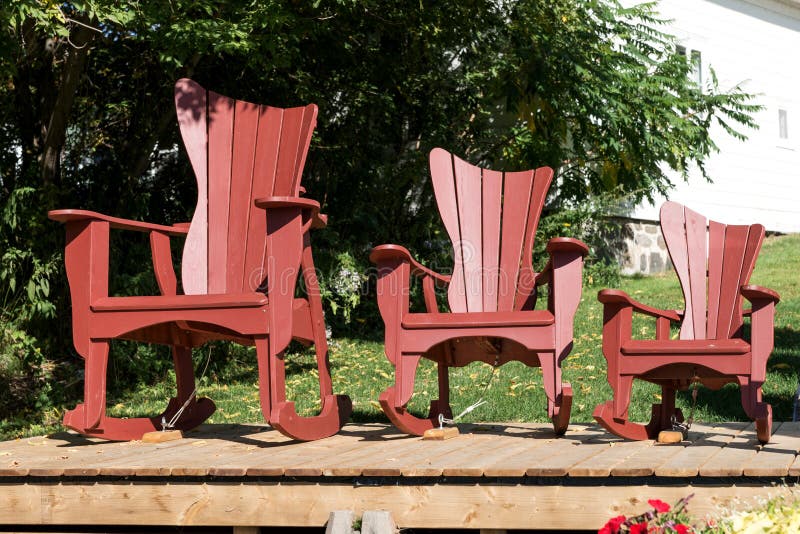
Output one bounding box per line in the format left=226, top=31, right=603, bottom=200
left=598, top=515, right=626, bottom=534
left=674, top=524, right=691, bottom=533
left=647, top=499, right=671, bottom=513
left=629, top=522, right=648, bottom=534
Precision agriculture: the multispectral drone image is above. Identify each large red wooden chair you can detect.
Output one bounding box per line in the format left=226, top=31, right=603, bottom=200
left=593, top=201, right=779, bottom=443
left=49, top=79, right=351, bottom=441
left=371, top=148, right=588, bottom=436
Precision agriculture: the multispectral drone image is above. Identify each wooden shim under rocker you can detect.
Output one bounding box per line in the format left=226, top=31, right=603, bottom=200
left=423, top=427, right=460, bottom=440
left=657, top=430, right=684, bottom=444
left=142, top=430, right=184, bottom=443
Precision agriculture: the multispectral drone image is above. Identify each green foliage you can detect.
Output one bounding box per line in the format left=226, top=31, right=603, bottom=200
left=321, top=251, right=367, bottom=325
left=1, top=188, right=60, bottom=320
left=0, top=324, right=54, bottom=438
left=498, top=1, right=761, bottom=204
left=536, top=191, right=629, bottom=287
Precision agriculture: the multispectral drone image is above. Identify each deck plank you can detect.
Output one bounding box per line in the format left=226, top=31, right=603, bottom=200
left=742, top=422, right=800, bottom=477
left=697, top=422, right=763, bottom=477
left=482, top=424, right=604, bottom=477
left=441, top=433, right=544, bottom=477
left=654, top=422, right=749, bottom=477
left=235, top=424, right=390, bottom=476
left=568, top=438, right=650, bottom=477
left=609, top=440, right=685, bottom=477
left=524, top=425, right=609, bottom=476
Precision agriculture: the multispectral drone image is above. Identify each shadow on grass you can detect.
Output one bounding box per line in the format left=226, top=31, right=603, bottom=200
left=773, top=325, right=800, bottom=360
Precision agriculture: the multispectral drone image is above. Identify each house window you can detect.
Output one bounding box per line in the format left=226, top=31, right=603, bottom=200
left=690, top=50, right=702, bottom=86
left=675, top=46, right=702, bottom=87
left=779, top=109, right=789, bottom=140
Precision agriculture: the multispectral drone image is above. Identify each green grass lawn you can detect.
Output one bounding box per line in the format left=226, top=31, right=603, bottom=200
left=10, top=234, right=800, bottom=440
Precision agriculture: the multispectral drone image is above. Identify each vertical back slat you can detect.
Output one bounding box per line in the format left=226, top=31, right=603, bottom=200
left=497, top=170, right=534, bottom=312
left=514, top=166, right=553, bottom=309
left=453, top=155, right=484, bottom=312
left=226, top=100, right=261, bottom=293
left=206, top=91, right=235, bottom=294
left=685, top=206, right=708, bottom=340
left=430, top=148, right=467, bottom=313
left=290, top=106, right=317, bottom=195
left=728, top=224, right=764, bottom=337
left=481, top=169, right=503, bottom=312
left=716, top=225, right=749, bottom=340
left=243, top=106, right=283, bottom=292
left=706, top=221, right=725, bottom=339
left=175, top=79, right=208, bottom=295
left=273, top=107, right=305, bottom=196
left=660, top=202, right=694, bottom=339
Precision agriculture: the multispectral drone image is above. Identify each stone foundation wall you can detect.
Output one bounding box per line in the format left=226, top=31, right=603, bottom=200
left=619, top=220, right=672, bottom=275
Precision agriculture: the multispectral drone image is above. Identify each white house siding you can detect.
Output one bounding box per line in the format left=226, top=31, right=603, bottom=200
left=626, top=0, right=800, bottom=233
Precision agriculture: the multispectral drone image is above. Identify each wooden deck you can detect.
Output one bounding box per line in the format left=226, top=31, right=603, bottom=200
left=2, top=421, right=800, bottom=530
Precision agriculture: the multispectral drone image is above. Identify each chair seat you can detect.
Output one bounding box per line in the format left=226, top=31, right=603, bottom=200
left=402, top=310, right=554, bottom=329
left=620, top=338, right=749, bottom=356
left=91, top=293, right=268, bottom=312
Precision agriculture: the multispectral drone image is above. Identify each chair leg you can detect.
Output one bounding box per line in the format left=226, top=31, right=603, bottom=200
left=429, top=359, right=453, bottom=424
left=644, top=386, right=683, bottom=437
left=264, top=340, right=351, bottom=441
left=551, top=383, right=573, bottom=436
left=63, top=340, right=110, bottom=434
left=739, top=377, right=772, bottom=444
left=755, top=405, right=772, bottom=445
left=379, top=352, right=440, bottom=436
left=157, top=346, right=216, bottom=432
left=63, top=342, right=216, bottom=441
left=538, top=350, right=572, bottom=435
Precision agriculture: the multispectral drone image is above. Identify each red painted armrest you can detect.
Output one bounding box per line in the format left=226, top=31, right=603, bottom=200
left=253, top=196, right=327, bottom=229
left=48, top=209, right=189, bottom=236
left=369, top=245, right=450, bottom=288
left=597, top=289, right=682, bottom=322
left=545, top=237, right=590, bottom=256
left=536, top=237, right=590, bottom=286
left=741, top=285, right=780, bottom=304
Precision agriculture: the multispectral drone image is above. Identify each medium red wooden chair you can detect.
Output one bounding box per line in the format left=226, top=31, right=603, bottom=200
left=593, top=201, right=779, bottom=443
left=49, top=79, right=351, bottom=441
left=371, top=148, right=588, bottom=436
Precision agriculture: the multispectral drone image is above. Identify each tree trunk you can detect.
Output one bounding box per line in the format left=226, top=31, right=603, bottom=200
left=40, top=25, right=95, bottom=186
left=124, top=53, right=202, bottom=182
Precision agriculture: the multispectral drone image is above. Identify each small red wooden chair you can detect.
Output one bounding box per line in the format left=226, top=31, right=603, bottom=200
left=371, top=148, right=588, bottom=436
left=593, top=201, right=779, bottom=443
left=49, top=79, right=351, bottom=441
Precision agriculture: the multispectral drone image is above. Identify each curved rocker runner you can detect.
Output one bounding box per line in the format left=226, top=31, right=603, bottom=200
left=371, top=148, right=587, bottom=436
left=50, top=79, right=351, bottom=441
